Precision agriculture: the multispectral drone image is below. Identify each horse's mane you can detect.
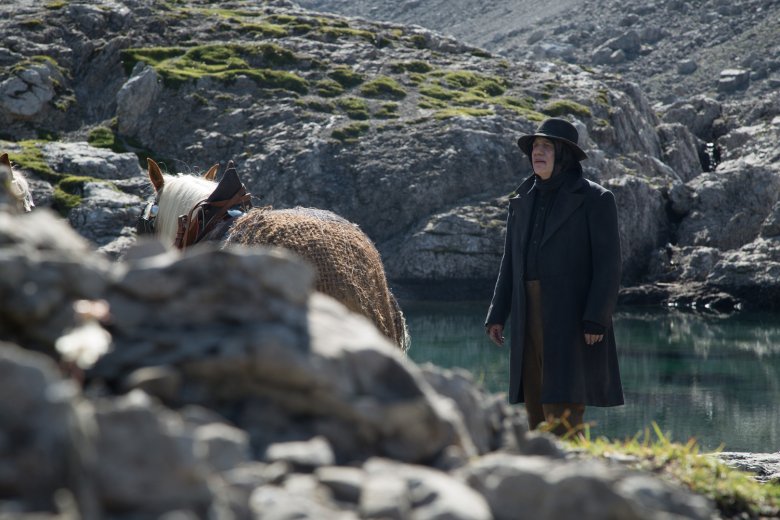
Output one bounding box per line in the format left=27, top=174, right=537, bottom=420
left=1, top=157, right=34, bottom=213
left=156, top=174, right=216, bottom=242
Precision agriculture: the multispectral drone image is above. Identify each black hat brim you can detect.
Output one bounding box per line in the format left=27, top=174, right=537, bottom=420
left=517, top=133, right=588, bottom=161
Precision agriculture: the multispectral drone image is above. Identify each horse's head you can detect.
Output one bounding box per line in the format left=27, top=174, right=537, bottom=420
left=138, top=158, right=250, bottom=248
left=1, top=153, right=35, bottom=213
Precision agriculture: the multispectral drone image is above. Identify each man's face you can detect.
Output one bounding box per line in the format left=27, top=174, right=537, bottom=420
left=531, top=137, right=555, bottom=179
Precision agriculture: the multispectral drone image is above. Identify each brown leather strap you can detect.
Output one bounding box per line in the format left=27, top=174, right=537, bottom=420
left=174, top=187, right=251, bottom=250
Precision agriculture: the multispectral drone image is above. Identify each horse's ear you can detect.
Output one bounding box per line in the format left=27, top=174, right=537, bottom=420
left=203, top=163, right=219, bottom=181
left=0, top=153, right=10, bottom=171
left=147, top=158, right=165, bottom=192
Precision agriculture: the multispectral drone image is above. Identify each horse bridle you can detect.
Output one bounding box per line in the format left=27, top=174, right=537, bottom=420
left=173, top=185, right=251, bottom=249
left=136, top=196, right=159, bottom=236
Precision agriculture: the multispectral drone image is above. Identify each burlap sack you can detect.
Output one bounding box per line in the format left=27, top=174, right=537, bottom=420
left=225, top=207, right=409, bottom=350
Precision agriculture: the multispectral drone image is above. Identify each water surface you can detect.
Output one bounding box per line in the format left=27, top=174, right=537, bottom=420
left=402, top=300, right=780, bottom=453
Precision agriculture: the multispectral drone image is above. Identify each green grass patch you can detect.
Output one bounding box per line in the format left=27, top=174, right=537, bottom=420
left=360, top=76, right=406, bottom=99
left=434, top=107, right=494, bottom=119
left=328, top=67, right=364, bottom=88
left=87, top=127, right=126, bottom=153
left=542, top=99, right=592, bottom=118
left=569, top=423, right=780, bottom=519
left=332, top=122, right=370, bottom=142
left=317, top=26, right=376, bottom=43
left=53, top=187, right=81, bottom=216
left=419, top=84, right=459, bottom=101
left=315, top=79, right=344, bottom=97
left=335, top=97, right=370, bottom=120
left=8, top=141, right=60, bottom=183
left=390, top=60, right=434, bottom=74
left=375, top=102, right=399, bottom=119
left=121, top=43, right=305, bottom=92
left=418, top=98, right=449, bottom=110
left=239, top=22, right=288, bottom=38
left=441, top=70, right=507, bottom=96
left=295, top=98, right=335, bottom=113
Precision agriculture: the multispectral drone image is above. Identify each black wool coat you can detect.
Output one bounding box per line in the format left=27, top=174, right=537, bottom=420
left=485, top=168, right=624, bottom=407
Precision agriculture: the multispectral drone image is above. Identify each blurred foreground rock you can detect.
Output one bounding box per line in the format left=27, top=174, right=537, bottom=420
left=0, top=187, right=718, bottom=519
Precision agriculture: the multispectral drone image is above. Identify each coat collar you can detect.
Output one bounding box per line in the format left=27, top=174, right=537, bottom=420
left=508, top=169, right=588, bottom=245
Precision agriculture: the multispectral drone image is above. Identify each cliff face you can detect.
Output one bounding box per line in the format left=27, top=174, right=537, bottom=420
left=1, top=0, right=779, bottom=308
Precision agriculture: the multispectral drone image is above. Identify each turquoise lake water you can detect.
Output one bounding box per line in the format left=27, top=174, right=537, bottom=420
left=402, top=300, right=780, bottom=453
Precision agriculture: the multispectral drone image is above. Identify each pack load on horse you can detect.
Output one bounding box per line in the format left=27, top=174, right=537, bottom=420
left=137, top=158, right=409, bottom=351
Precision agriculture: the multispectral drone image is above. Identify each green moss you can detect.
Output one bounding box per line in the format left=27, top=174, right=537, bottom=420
left=53, top=186, right=81, bottom=216
left=360, top=76, right=406, bottom=99
left=542, top=99, right=592, bottom=118
left=595, top=88, right=610, bottom=107
left=390, top=60, right=433, bottom=74
left=44, top=0, right=67, bottom=9
left=315, top=79, right=344, bottom=98
left=470, top=49, right=492, bottom=58
left=328, top=67, right=364, bottom=88
left=317, top=26, right=376, bottom=43
left=418, top=98, right=448, bottom=110
left=332, top=122, right=370, bottom=142
left=295, top=98, right=335, bottom=113
left=407, top=73, right=427, bottom=84
left=493, top=97, right=546, bottom=121
left=87, top=126, right=124, bottom=152
left=8, top=141, right=60, bottom=183
left=121, top=43, right=304, bottom=91
left=375, top=102, right=399, bottom=119
left=19, top=18, right=44, bottom=29
left=441, top=71, right=507, bottom=96
left=243, top=69, right=307, bottom=94
left=419, top=84, right=459, bottom=101
left=335, top=96, right=370, bottom=120
left=409, top=34, right=428, bottom=49
left=434, top=107, right=494, bottom=119
left=239, top=22, right=288, bottom=38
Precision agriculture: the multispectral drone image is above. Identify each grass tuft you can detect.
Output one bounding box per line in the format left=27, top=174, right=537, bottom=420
left=568, top=422, right=780, bottom=519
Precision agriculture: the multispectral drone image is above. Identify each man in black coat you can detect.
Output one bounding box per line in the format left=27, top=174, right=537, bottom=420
left=485, top=117, right=624, bottom=436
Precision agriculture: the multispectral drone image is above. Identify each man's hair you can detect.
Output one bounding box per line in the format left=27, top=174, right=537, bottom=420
left=553, top=141, right=577, bottom=177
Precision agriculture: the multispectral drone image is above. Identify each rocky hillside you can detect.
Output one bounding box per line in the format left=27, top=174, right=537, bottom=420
left=1, top=0, right=779, bottom=310
left=294, top=0, right=780, bottom=104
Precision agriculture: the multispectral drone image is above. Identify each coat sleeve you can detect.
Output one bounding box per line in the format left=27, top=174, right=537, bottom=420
left=485, top=207, right=514, bottom=327
left=583, top=189, right=621, bottom=327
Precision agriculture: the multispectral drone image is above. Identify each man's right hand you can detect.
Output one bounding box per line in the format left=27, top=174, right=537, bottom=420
left=486, top=323, right=505, bottom=347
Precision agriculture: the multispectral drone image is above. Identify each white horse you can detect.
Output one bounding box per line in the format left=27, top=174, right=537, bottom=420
left=1, top=153, right=34, bottom=213
left=138, top=158, right=409, bottom=350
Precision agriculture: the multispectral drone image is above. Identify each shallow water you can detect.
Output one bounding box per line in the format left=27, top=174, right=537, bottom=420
left=402, top=300, right=780, bottom=453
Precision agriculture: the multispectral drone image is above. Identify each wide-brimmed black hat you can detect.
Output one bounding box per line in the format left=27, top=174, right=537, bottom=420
left=517, top=118, right=588, bottom=161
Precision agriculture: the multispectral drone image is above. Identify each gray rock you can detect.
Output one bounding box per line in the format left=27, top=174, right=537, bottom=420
left=265, top=436, right=336, bottom=469
left=718, top=68, right=750, bottom=93
left=195, top=422, right=252, bottom=473
left=0, top=61, right=62, bottom=118
left=93, top=390, right=212, bottom=513
left=677, top=59, right=698, bottom=75
left=116, top=65, right=162, bottom=137
left=42, top=142, right=142, bottom=180
left=677, top=162, right=780, bottom=250
left=657, top=122, right=703, bottom=182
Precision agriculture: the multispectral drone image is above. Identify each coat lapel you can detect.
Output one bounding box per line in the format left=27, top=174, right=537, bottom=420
left=509, top=175, right=536, bottom=253
left=541, top=175, right=586, bottom=246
